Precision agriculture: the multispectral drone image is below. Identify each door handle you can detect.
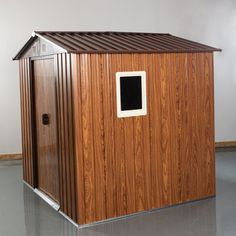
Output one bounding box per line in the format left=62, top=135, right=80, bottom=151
left=42, top=113, right=50, bottom=125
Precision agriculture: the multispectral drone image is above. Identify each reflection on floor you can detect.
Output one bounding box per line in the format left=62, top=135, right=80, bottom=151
left=0, top=150, right=236, bottom=236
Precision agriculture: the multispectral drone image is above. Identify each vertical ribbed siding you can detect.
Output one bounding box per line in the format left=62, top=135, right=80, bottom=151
left=19, top=58, right=34, bottom=186
left=18, top=51, right=215, bottom=225
left=72, top=52, right=215, bottom=225
left=55, top=53, right=77, bottom=222
left=19, top=55, right=77, bottom=222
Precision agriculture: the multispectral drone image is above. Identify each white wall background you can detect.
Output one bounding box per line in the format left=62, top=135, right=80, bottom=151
left=0, top=0, right=235, bottom=154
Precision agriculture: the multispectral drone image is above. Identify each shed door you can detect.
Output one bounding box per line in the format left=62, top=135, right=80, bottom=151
left=33, top=58, right=59, bottom=203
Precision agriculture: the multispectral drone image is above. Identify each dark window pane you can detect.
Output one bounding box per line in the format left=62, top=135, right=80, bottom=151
left=120, top=76, right=142, bottom=111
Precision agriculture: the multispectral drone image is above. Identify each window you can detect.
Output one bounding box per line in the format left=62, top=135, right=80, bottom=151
left=116, top=71, right=147, bottom=118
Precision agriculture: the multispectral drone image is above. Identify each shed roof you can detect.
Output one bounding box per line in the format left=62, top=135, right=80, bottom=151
left=13, top=31, right=221, bottom=60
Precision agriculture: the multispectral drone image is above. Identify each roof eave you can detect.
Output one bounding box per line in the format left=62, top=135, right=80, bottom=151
left=34, top=32, right=68, bottom=53
left=13, top=31, right=68, bottom=60
left=67, top=49, right=221, bottom=54
left=13, top=35, right=37, bottom=60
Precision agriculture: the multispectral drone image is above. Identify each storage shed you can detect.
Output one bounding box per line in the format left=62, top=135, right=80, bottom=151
left=14, top=31, right=221, bottom=225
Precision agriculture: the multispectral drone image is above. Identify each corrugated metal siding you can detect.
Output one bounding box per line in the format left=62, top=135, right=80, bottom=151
left=71, top=52, right=215, bottom=224
left=55, top=54, right=77, bottom=222
left=19, top=55, right=77, bottom=221
left=14, top=32, right=221, bottom=59
left=19, top=58, right=35, bottom=186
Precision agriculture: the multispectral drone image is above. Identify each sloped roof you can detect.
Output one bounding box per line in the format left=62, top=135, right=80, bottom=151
left=13, top=31, right=221, bottom=60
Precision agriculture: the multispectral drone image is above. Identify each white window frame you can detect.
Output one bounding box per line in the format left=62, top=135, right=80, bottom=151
left=116, top=71, right=147, bottom=118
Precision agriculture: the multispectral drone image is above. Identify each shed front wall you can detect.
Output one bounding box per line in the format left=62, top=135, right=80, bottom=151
left=19, top=55, right=77, bottom=222
left=72, top=52, right=215, bottom=224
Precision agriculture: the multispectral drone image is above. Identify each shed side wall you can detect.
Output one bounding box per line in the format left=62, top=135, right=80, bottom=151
left=72, top=52, right=215, bottom=224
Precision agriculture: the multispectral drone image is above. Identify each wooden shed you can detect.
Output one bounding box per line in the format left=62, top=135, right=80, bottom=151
left=14, top=31, right=220, bottom=225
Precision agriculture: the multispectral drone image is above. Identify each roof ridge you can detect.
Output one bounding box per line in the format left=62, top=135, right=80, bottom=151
left=34, top=31, right=171, bottom=35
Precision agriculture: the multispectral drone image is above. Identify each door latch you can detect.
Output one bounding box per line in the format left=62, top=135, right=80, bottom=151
left=42, top=113, right=50, bottom=125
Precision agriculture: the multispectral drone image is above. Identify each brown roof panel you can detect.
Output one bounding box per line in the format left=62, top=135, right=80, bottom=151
left=13, top=31, right=221, bottom=60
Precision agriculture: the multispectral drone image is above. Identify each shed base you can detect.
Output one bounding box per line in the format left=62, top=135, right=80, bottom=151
left=23, top=181, right=215, bottom=228
left=23, top=181, right=78, bottom=227
left=34, top=189, right=60, bottom=211
left=77, top=195, right=215, bottom=229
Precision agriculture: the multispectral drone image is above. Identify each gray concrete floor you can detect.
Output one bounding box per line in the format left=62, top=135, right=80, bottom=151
left=0, top=150, right=236, bottom=236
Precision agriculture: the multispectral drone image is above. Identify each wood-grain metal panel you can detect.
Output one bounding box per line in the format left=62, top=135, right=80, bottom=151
left=112, top=54, right=127, bottom=217
left=19, top=54, right=77, bottom=221
left=19, top=58, right=34, bottom=186
left=90, top=54, right=106, bottom=221
left=101, top=54, right=117, bottom=219
left=55, top=54, right=77, bottom=221
left=72, top=52, right=215, bottom=224
left=33, top=58, right=60, bottom=202
left=71, top=53, right=86, bottom=223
